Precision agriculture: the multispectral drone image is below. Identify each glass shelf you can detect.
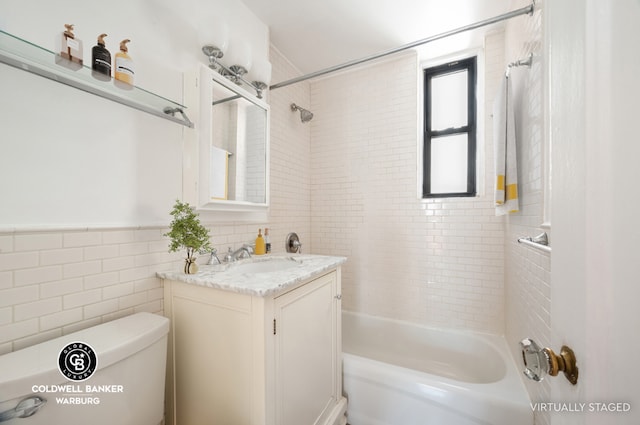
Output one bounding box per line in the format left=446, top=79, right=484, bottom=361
left=0, top=29, right=193, bottom=127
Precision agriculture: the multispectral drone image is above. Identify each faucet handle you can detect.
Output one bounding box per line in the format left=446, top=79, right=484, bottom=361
left=207, top=248, right=221, bottom=265
left=224, top=247, right=234, bottom=263
left=286, top=232, right=302, bottom=253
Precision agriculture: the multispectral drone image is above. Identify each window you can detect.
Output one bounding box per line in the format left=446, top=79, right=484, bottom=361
left=423, top=57, right=477, bottom=198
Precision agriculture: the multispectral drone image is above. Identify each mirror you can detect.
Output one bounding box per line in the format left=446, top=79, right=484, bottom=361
left=210, top=80, right=267, bottom=203
left=186, top=65, right=270, bottom=220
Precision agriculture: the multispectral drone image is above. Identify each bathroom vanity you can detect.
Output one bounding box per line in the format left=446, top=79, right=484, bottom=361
left=159, top=255, right=347, bottom=425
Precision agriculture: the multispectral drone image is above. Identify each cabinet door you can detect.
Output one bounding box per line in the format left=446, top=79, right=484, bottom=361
left=274, top=272, right=339, bottom=425
left=167, top=282, right=258, bottom=425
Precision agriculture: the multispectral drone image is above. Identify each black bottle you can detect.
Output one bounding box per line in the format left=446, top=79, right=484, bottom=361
left=91, top=33, right=112, bottom=81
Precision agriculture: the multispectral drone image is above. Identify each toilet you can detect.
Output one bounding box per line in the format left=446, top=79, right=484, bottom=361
left=0, top=312, right=169, bottom=425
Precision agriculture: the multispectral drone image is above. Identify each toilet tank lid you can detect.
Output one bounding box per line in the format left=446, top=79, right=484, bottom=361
left=0, top=312, right=169, bottom=401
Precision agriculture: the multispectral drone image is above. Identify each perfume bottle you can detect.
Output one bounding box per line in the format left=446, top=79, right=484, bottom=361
left=55, top=24, right=83, bottom=70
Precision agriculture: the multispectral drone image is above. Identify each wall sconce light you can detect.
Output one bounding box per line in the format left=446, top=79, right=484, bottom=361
left=199, top=21, right=229, bottom=71
left=201, top=39, right=270, bottom=99
left=249, top=59, right=272, bottom=99
left=223, top=40, right=251, bottom=83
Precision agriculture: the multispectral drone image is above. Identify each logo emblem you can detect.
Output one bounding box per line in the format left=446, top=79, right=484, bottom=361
left=58, top=342, right=98, bottom=382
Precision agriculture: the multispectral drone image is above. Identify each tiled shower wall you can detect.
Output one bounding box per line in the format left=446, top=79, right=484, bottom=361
left=0, top=45, right=311, bottom=354
left=504, top=1, right=551, bottom=424
left=309, top=44, right=506, bottom=333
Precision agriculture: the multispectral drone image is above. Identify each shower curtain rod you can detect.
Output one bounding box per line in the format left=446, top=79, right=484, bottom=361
left=270, top=2, right=535, bottom=90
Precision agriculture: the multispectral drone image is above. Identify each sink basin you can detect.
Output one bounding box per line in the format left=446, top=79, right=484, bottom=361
left=230, top=258, right=301, bottom=274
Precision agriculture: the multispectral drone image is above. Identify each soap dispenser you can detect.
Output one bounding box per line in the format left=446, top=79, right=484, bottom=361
left=55, top=23, right=83, bottom=70
left=114, top=39, right=134, bottom=88
left=91, top=33, right=111, bottom=81
left=264, top=228, right=271, bottom=254
left=254, top=229, right=266, bottom=255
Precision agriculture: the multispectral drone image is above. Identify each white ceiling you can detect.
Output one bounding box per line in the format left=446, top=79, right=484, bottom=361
left=240, top=0, right=511, bottom=77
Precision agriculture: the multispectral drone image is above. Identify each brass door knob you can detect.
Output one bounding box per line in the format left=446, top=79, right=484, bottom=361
left=520, top=338, right=578, bottom=385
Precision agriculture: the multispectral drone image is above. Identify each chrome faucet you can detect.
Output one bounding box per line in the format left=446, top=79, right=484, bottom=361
left=223, top=247, right=234, bottom=263
left=231, top=245, right=253, bottom=261
left=206, top=248, right=221, bottom=265
left=223, top=245, right=253, bottom=263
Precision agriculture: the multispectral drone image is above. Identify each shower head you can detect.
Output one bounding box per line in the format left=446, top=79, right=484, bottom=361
left=291, top=103, right=314, bottom=123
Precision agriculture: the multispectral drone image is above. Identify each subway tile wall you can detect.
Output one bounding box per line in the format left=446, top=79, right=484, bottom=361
left=265, top=46, right=313, bottom=251
left=504, top=1, right=551, bottom=424
left=0, top=228, right=176, bottom=354
left=308, top=47, right=506, bottom=333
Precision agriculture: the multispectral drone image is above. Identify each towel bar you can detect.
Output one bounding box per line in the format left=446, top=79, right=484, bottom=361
left=518, top=232, right=551, bottom=253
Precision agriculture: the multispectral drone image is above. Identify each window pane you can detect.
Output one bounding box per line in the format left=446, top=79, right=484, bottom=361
left=430, top=133, right=468, bottom=194
left=431, top=70, right=468, bottom=131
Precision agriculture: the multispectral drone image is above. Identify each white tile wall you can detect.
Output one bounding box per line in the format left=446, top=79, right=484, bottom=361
left=308, top=50, right=506, bottom=333
left=0, top=227, right=178, bottom=354
left=503, top=1, right=550, bottom=424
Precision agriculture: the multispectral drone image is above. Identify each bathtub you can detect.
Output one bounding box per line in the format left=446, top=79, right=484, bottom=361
left=342, top=311, right=532, bottom=425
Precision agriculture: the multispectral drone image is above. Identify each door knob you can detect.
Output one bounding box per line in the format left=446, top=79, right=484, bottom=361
left=520, top=338, right=578, bottom=385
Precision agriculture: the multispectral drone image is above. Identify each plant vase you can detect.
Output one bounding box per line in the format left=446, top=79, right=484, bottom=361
left=184, top=257, right=199, bottom=274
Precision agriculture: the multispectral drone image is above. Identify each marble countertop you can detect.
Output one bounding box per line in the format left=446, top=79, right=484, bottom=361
left=157, top=254, right=346, bottom=297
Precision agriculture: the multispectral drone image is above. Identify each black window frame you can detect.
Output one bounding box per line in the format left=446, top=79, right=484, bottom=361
left=423, top=56, right=477, bottom=198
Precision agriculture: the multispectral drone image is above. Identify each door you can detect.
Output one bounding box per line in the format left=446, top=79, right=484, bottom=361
left=548, top=1, right=640, bottom=424
left=274, top=272, right=339, bottom=425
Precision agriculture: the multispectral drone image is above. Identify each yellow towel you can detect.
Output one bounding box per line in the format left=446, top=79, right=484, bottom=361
left=493, top=75, right=519, bottom=215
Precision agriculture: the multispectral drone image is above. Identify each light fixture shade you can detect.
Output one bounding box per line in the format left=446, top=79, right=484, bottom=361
left=198, top=18, right=229, bottom=53
left=250, top=59, right=272, bottom=85
left=225, top=40, right=252, bottom=72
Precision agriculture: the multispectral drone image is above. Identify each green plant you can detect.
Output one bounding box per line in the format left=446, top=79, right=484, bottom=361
left=164, top=200, right=212, bottom=262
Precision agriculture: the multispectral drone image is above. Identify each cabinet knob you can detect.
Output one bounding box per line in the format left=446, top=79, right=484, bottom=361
left=334, top=294, right=342, bottom=300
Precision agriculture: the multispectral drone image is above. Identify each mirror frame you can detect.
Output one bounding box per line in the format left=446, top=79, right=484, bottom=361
left=183, top=64, right=270, bottom=222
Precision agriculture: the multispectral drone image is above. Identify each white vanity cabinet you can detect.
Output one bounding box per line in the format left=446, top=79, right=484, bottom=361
left=162, top=266, right=347, bottom=425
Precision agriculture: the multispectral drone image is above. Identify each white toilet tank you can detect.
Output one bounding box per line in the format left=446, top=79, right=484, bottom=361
left=0, top=312, right=169, bottom=425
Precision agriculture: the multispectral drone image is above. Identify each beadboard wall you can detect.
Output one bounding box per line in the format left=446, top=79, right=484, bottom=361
left=308, top=43, right=506, bottom=333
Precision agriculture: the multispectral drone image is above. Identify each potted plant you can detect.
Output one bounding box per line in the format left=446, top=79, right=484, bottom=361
left=164, top=199, right=212, bottom=274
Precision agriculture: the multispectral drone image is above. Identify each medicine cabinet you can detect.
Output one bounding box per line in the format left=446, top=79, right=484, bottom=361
left=183, top=64, right=269, bottom=222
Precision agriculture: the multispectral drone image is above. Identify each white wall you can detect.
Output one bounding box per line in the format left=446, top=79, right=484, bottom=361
left=0, top=0, right=268, bottom=228
left=0, top=1, right=313, bottom=353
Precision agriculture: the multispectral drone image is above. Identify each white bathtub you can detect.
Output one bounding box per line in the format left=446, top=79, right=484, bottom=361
left=342, top=311, right=532, bottom=425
